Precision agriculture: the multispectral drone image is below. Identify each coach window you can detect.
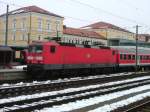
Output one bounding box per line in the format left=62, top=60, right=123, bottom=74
left=140, top=56, right=142, bottom=60
left=124, top=54, right=126, bottom=60
left=128, top=55, right=131, bottom=60
left=120, top=54, right=123, bottom=60
left=147, top=56, right=149, bottom=60
left=50, top=46, right=56, bottom=53
left=132, top=55, right=135, bottom=60
left=148, top=56, right=150, bottom=60
left=144, top=56, right=146, bottom=60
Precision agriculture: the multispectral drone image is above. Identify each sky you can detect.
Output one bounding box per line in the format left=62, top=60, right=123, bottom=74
left=0, top=0, right=150, bottom=34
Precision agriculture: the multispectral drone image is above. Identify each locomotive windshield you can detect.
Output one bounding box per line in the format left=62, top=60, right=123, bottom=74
left=29, top=45, right=43, bottom=53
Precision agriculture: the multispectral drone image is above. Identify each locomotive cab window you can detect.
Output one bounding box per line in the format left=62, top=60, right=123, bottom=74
left=36, top=45, right=43, bottom=53
left=50, top=46, right=56, bottom=53
left=29, top=45, right=43, bottom=53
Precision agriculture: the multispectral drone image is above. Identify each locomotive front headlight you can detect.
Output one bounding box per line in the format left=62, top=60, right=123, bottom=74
left=36, top=56, right=43, bottom=60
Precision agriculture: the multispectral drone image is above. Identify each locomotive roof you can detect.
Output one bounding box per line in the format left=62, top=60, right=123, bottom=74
left=59, top=42, right=110, bottom=49
left=31, top=41, right=111, bottom=49
left=0, top=46, right=12, bottom=51
left=111, top=46, right=150, bottom=54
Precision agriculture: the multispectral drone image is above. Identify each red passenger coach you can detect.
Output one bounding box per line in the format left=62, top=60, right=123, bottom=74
left=27, top=41, right=118, bottom=78
left=113, top=46, right=150, bottom=71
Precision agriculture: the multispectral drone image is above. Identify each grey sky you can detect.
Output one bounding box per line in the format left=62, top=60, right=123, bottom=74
left=0, top=0, right=150, bottom=33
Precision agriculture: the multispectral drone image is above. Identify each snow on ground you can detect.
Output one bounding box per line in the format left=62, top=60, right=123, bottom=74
left=89, top=91, right=150, bottom=112
left=36, top=85, right=150, bottom=112
left=0, top=76, right=150, bottom=104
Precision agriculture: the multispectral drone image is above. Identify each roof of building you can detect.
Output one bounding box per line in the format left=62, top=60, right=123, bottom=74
left=81, top=21, right=132, bottom=33
left=139, top=34, right=150, bottom=37
left=0, top=5, right=63, bottom=18
left=63, top=26, right=106, bottom=40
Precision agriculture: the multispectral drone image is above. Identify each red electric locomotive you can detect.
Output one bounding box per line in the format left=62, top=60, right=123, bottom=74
left=27, top=40, right=118, bottom=78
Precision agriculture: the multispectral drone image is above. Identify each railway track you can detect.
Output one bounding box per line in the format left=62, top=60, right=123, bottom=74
left=0, top=72, right=132, bottom=86
left=0, top=72, right=149, bottom=99
left=0, top=72, right=131, bottom=85
left=124, top=100, right=150, bottom=112
left=112, top=97, right=150, bottom=112
left=1, top=76, right=150, bottom=112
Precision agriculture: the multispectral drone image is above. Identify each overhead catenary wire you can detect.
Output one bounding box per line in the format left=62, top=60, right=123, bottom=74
left=0, top=0, right=149, bottom=26
left=114, top=0, right=146, bottom=13
left=67, top=0, right=149, bottom=26
left=0, top=0, right=150, bottom=34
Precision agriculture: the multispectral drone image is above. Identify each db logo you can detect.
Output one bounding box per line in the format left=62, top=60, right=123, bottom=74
left=86, top=53, right=91, bottom=58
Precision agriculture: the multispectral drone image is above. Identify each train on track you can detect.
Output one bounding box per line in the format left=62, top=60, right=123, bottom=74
left=27, top=39, right=150, bottom=78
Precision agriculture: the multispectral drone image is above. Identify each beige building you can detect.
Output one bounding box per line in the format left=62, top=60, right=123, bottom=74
left=138, top=34, right=150, bottom=42
left=63, top=26, right=107, bottom=46
left=81, top=21, right=135, bottom=41
left=0, top=5, right=64, bottom=46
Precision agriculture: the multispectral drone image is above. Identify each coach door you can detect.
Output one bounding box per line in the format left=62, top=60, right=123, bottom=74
left=137, top=55, right=140, bottom=65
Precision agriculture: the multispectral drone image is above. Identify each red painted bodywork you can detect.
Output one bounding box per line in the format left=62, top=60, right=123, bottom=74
left=117, top=48, right=150, bottom=66
left=27, top=41, right=117, bottom=66
left=27, top=41, right=150, bottom=70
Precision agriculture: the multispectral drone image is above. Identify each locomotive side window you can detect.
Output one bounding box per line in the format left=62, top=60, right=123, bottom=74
left=50, top=46, right=56, bottom=53
left=112, top=51, right=115, bottom=55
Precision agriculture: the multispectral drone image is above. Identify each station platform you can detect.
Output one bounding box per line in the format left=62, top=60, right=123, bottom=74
left=0, top=69, right=26, bottom=80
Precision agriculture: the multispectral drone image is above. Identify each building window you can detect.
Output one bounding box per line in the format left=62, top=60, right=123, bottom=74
left=12, top=33, right=16, bottom=41
left=21, top=18, right=26, bottom=30
left=46, top=20, right=51, bottom=32
left=3, top=19, right=6, bottom=30
left=38, top=35, right=41, bottom=40
left=13, top=19, right=17, bottom=30
left=38, top=18, right=42, bottom=31
left=56, top=20, right=60, bottom=31
left=3, top=34, right=5, bottom=41
left=21, top=34, right=25, bottom=40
